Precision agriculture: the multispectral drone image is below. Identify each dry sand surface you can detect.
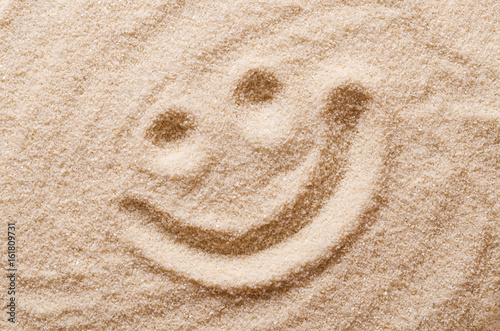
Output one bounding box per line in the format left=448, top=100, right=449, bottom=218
left=1, top=0, right=499, bottom=330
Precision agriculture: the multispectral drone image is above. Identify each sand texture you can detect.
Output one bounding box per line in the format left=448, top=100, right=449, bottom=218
left=1, top=0, right=499, bottom=330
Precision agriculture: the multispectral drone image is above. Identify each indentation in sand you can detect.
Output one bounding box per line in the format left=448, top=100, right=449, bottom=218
left=144, top=108, right=195, bottom=147
left=233, top=68, right=283, bottom=105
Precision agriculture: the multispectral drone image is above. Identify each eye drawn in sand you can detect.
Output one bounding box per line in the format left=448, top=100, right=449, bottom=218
left=144, top=108, right=195, bottom=148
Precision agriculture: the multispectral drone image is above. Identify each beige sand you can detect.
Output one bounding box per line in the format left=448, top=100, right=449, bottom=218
left=1, top=0, right=499, bottom=329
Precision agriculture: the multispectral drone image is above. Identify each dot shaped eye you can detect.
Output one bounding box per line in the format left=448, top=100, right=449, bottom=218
left=144, top=109, right=194, bottom=147
left=233, top=69, right=282, bottom=105
left=326, top=83, right=371, bottom=128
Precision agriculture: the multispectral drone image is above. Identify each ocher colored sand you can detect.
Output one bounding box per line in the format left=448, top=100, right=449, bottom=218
left=1, top=0, right=499, bottom=329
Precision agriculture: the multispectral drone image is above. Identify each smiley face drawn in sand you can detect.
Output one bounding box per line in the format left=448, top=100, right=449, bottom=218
left=118, top=5, right=387, bottom=290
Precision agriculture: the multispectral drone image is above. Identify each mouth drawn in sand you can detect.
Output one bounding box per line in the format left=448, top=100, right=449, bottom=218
left=119, top=61, right=385, bottom=290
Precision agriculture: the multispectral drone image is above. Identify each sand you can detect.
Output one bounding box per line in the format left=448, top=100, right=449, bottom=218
left=1, top=0, right=499, bottom=330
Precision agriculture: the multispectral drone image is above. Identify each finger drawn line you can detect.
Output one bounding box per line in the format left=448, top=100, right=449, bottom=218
left=121, top=84, right=373, bottom=256
left=120, top=92, right=384, bottom=290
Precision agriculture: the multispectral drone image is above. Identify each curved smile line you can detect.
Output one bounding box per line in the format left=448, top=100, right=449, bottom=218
left=120, top=112, right=384, bottom=290
left=123, top=126, right=344, bottom=256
